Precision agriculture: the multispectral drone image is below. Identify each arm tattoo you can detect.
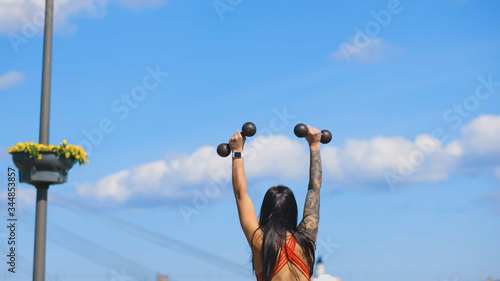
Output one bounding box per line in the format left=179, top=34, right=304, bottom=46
left=298, top=149, right=321, bottom=239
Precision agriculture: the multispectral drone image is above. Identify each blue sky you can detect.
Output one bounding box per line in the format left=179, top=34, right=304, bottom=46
left=1, top=0, right=500, bottom=280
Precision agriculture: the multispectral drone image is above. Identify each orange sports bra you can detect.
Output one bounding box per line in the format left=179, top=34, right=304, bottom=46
left=256, top=236, right=310, bottom=281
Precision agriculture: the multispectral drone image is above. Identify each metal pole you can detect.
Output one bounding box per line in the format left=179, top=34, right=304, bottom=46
left=33, top=185, right=48, bottom=281
left=34, top=0, right=54, bottom=280
left=40, top=0, right=53, bottom=146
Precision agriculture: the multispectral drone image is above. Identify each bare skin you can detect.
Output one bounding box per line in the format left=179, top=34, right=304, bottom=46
left=230, top=127, right=322, bottom=281
left=297, top=130, right=322, bottom=241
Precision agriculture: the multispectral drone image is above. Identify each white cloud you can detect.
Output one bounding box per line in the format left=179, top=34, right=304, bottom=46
left=76, top=146, right=229, bottom=203
left=331, top=37, right=397, bottom=64
left=445, top=115, right=500, bottom=176
left=459, top=115, right=500, bottom=155
left=0, top=0, right=166, bottom=34
left=335, top=134, right=459, bottom=188
left=245, top=135, right=308, bottom=180
left=76, top=115, right=500, bottom=205
left=76, top=170, right=132, bottom=202
left=443, top=140, right=463, bottom=156
left=0, top=71, right=24, bottom=89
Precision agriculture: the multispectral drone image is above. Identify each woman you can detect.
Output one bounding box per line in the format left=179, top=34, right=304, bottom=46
left=229, top=126, right=322, bottom=281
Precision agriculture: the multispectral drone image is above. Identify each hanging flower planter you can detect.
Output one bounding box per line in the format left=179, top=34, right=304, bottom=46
left=7, top=140, right=89, bottom=186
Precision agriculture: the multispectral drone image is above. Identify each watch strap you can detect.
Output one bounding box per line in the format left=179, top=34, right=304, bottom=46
left=232, top=151, right=244, bottom=158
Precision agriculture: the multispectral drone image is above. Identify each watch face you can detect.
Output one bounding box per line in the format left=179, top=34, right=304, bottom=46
left=233, top=152, right=242, bottom=158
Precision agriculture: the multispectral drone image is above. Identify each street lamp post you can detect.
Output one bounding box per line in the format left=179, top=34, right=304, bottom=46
left=34, top=0, right=54, bottom=280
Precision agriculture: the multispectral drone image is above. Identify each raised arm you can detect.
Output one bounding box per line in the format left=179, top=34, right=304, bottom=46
left=230, top=131, right=260, bottom=247
left=298, top=127, right=322, bottom=241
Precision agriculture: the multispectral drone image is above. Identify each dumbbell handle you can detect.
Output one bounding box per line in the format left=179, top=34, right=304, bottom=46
left=294, top=123, right=332, bottom=144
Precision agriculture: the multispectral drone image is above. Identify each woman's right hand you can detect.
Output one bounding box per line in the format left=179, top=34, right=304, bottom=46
left=229, top=131, right=246, bottom=152
left=305, top=126, right=321, bottom=149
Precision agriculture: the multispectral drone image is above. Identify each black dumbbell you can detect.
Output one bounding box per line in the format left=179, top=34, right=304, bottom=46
left=294, top=123, right=332, bottom=144
left=217, top=122, right=257, bottom=157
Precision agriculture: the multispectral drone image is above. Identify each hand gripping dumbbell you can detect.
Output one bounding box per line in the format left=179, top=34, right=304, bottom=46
left=293, top=123, right=332, bottom=144
left=217, top=122, right=257, bottom=157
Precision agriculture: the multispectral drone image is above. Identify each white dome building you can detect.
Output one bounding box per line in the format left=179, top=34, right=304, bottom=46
left=312, top=257, right=342, bottom=281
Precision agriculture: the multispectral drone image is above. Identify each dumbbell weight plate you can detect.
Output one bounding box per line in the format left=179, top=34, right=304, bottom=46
left=321, top=130, right=332, bottom=144
left=294, top=123, right=308, bottom=138
left=242, top=122, right=256, bottom=137
left=217, top=143, right=231, bottom=157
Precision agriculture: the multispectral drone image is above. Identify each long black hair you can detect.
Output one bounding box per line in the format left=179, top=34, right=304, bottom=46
left=252, top=185, right=315, bottom=281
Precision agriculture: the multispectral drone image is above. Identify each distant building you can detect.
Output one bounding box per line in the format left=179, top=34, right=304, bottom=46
left=156, top=274, right=169, bottom=281
left=312, top=257, right=341, bottom=281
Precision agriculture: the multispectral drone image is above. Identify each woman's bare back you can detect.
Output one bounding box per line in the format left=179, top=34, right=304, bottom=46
left=252, top=232, right=311, bottom=281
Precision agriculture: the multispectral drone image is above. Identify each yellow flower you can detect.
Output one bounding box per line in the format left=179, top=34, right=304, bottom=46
left=8, top=141, right=89, bottom=165
left=16, top=142, right=26, bottom=150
